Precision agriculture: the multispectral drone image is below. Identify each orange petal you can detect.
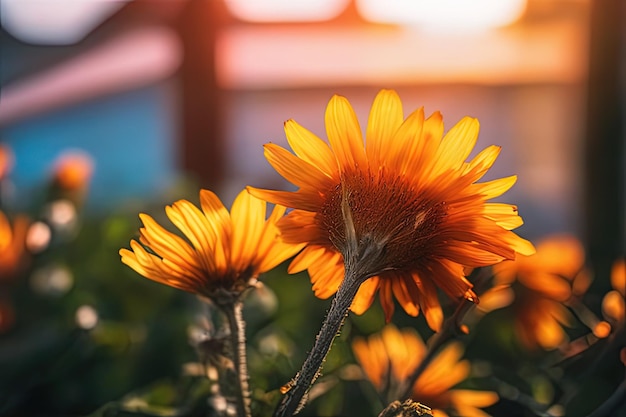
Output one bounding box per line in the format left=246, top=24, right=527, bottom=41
left=230, top=190, right=266, bottom=271
left=351, top=276, right=380, bottom=314
left=476, top=175, right=517, bottom=199
left=366, top=89, right=404, bottom=167
left=247, top=187, right=322, bottom=212
left=264, top=143, right=333, bottom=190
left=325, top=94, right=367, bottom=172
left=611, top=258, right=625, bottom=296
left=284, top=119, right=338, bottom=179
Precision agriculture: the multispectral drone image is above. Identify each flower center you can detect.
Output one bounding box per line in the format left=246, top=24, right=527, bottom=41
left=318, top=170, right=447, bottom=273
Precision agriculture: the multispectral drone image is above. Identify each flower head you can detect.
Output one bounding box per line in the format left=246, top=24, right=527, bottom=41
left=0, top=210, right=30, bottom=281
left=0, top=144, right=14, bottom=181
left=119, top=189, right=303, bottom=302
left=601, top=258, right=625, bottom=328
left=52, top=150, right=94, bottom=191
left=249, top=89, right=533, bottom=330
left=492, top=234, right=589, bottom=349
left=353, top=325, right=498, bottom=417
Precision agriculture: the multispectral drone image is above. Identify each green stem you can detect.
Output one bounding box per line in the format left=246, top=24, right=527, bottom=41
left=223, top=300, right=252, bottom=417
left=273, top=270, right=365, bottom=417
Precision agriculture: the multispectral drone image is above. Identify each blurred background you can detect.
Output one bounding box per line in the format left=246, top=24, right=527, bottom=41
left=0, top=0, right=624, bottom=416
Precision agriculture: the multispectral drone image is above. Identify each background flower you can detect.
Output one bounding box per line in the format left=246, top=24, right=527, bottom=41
left=601, top=258, right=625, bottom=330
left=0, top=145, right=14, bottom=181
left=492, top=234, right=590, bottom=350
left=0, top=211, right=29, bottom=281
left=353, top=324, right=498, bottom=417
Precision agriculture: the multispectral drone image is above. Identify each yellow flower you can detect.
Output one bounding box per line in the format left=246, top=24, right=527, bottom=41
left=119, top=189, right=304, bottom=300
left=492, top=235, right=588, bottom=350
left=353, top=325, right=498, bottom=417
left=249, top=89, right=534, bottom=331
left=0, top=211, right=30, bottom=281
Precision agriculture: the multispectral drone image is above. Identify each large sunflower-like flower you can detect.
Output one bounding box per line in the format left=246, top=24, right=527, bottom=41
left=492, top=234, right=590, bottom=350
left=353, top=324, right=498, bottom=417
left=119, top=189, right=304, bottom=301
left=249, top=89, right=534, bottom=331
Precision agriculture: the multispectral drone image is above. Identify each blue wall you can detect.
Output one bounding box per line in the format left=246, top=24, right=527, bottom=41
left=1, top=83, right=180, bottom=214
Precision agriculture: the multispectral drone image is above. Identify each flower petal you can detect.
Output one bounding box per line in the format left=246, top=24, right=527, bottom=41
left=351, top=276, right=380, bottom=314
left=264, top=143, right=334, bottom=191
left=476, top=175, right=517, bottom=199
left=247, top=187, right=323, bottom=212
left=366, top=89, right=404, bottom=166
left=285, top=119, right=338, bottom=179
left=325, top=95, right=367, bottom=172
left=230, top=190, right=266, bottom=272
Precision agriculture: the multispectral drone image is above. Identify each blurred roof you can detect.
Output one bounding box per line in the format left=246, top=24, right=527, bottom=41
left=0, top=0, right=590, bottom=126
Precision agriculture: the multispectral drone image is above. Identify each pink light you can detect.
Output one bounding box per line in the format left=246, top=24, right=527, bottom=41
left=216, top=22, right=586, bottom=89
left=1, top=0, right=130, bottom=45
left=0, top=26, right=182, bottom=125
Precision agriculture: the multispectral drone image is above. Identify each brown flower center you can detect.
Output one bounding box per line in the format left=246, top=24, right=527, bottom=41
left=318, top=170, right=447, bottom=273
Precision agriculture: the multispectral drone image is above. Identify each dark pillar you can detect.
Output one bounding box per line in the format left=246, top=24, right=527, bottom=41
left=175, top=0, right=230, bottom=189
left=584, top=0, right=626, bottom=283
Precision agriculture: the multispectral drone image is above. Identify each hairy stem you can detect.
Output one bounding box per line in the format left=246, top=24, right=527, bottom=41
left=273, top=270, right=365, bottom=417
left=223, top=300, right=252, bottom=417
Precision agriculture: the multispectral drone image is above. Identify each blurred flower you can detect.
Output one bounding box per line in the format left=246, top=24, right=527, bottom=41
left=120, top=189, right=304, bottom=303
left=249, top=89, right=534, bottom=331
left=49, top=150, right=94, bottom=209
left=599, top=259, right=626, bottom=369
left=42, top=199, right=80, bottom=240
left=0, top=144, right=14, bottom=180
left=25, top=221, right=52, bottom=253
left=0, top=210, right=30, bottom=280
left=30, top=264, right=74, bottom=296
left=0, top=210, right=29, bottom=333
left=353, top=325, right=498, bottom=417
left=75, top=304, right=99, bottom=330
left=492, top=235, right=590, bottom=350
left=52, top=150, right=94, bottom=192
left=601, top=258, right=625, bottom=329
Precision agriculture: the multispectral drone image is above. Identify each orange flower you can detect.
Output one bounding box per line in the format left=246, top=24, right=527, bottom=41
left=601, top=258, right=625, bottom=327
left=52, top=151, right=94, bottom=191
left=492, top=235, right=589, bottom=350
left=120, top=189, right=303, bottom=301
left=0, top=144, right=14, bottom=180
left=0, top=211, right=30, bottom=281
left=249, top=89, right=534, bottom=331
left=353, top=325, right=498, bottom=417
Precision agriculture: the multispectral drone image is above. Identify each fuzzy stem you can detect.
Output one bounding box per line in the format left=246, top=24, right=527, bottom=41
left=273, top=270, right=365, bottom=417
left=223, top=300, right=252, bottom=417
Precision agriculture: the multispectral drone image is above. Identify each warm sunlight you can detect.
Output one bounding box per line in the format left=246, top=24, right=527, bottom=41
left=226, top=0, right=350, bottom=22
left=357, top=0, right=527, bottom=32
